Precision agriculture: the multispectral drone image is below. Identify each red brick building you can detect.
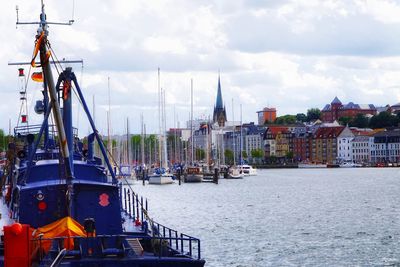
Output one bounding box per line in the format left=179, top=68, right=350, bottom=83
left=293, top=132, right=313, bottom=162
left=321, top=97, right=376, bottom=122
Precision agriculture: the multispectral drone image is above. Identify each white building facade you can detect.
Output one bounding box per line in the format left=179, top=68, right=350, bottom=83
left=337, top=127, right=354, bottom=162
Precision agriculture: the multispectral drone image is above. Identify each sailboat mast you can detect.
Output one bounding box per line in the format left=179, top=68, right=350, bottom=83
left=162, top=89, right=168, bottom=169
left=141, top=114, right=145, bottom=166
left=158, top=68, right=162, bottom=167
left=206, top=116, right=210, bottom=171
left=240, top=104, right=242, bottom=165
left=232, top=98, right=235, bottom=166
left=174, top=105, right=176, bottom=164
left=190, top=79, right=194, bottom=164
left=127, top=117, right=130, bottom=165
left=107, top=77, right=112, bottom=158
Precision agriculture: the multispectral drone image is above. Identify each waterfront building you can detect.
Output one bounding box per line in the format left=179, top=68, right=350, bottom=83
left=243, top=123, right=266, bottom=163
left=321, top=97, right=376, bottom=122
left=337, top=126, right=355, bottom=162
left=352, top=135, right=372, bottom=164
left=191, top=122, right=212, bottom=161
left=257, top=107, right=277, bottom=125
left=371, top=129, right=400, bottom=163
left=222, top=126, right=243, bottom=164
left=293, top=131, right=313, bottom=162
left=263, top=126, right=291, bottom=162
left=213, top=75, right=227, bottom=127
left=312, top=126, right=344, bottom=164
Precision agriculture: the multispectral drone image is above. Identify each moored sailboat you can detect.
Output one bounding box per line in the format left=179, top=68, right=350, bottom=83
left=148, top=69, right=174, bottom=184
left=185, top=79, right=203, bottom=183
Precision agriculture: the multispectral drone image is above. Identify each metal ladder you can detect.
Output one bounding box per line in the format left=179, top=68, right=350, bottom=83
left=126, top=238, right=144, bottom=256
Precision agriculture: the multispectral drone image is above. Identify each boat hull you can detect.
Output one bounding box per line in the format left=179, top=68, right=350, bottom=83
left=298, top=163, right=327, bottom=168
left=148, top=176, right=174, bottom=184
left=185, top=174, right=203, bottom=183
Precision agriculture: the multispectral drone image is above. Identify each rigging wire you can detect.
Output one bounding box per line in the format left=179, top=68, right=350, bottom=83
left=45, top=30, right=154, bottom=227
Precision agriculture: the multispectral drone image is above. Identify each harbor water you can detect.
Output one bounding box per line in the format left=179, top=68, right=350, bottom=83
left=131, top=168, right=400, bottom=266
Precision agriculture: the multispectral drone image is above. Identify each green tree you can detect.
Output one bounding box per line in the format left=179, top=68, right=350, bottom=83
left=296, top=113, right=307, bottom=122
left=224, top=149, right=234, bottom=165
left=275, top=115, right=296, bottom=125
left=369, top=112, right=399, bottom=128
left=338, top=116, right=352, bottom=126
left=250, top=148, right=264, bottom=163
left=306, top=108, right=322, bottom=122
left=242, top=150, right=248, bottom=159
left=349, top=113, right=369, bottom=128
left=130, top=135, right=141, bottom=147
left=0, top=129, right=5, bottom=152
left=196, top=148, right=205, bottom=160
left=286, top=151, right=294, bottom=159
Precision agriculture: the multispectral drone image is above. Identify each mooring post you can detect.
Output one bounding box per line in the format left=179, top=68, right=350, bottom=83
left=213, top=167, right=219, bottom=184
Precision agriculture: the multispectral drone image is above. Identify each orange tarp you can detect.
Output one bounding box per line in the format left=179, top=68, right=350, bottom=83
left=35, top=216, right=86, bottom=251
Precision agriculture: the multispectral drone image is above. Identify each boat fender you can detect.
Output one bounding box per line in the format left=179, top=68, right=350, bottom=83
left=134, top=218, right=141, bottom=226
left=10, top=223, right=23, bottom=236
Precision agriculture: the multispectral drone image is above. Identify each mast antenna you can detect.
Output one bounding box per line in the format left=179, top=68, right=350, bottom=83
left=15, top=0, right=75, bottom=28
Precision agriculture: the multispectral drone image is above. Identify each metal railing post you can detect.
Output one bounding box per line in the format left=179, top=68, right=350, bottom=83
left=127, top=190, right=132, bottom=218
left=123, top=188, right=127, bottom=213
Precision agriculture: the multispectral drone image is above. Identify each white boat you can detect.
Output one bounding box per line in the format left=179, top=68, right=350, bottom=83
left=226, top=166, right=244, bottom=179
left=148, top=173, right=174, bottom=184
left=185, top=166, right=203, bottom=183
left=298, top=163, right=327, bottom=168
left=238, top=164, right=257, bottom=176
left=339, top=162, right=362, bottom=168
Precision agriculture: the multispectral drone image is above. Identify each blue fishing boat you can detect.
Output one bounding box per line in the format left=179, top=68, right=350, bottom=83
left=0, top=2, right=205, bottom=266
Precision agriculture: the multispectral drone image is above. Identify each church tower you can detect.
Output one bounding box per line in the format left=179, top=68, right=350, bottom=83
left=213, top=74, right=227, bottom=127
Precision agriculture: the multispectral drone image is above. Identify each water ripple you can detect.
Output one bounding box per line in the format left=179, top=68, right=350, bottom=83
left=133, top=168, right=400, bottom=267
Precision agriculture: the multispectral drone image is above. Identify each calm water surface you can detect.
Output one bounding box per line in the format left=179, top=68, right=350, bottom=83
left=132, top=168, right=400, bottom=267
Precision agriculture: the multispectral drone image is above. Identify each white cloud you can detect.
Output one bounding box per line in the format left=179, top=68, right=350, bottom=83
left=1, top=0, right=400, bottom=135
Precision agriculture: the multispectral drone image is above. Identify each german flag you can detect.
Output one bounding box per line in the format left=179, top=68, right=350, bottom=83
left=31, top=72, right=43, bottom=82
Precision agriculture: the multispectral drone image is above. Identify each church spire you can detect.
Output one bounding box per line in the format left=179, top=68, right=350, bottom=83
left=213, top=72, right=227, bottom=127
left=216, top=72, right=223, bottom=109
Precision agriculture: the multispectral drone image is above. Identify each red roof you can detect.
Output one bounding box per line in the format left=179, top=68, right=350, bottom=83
left=267, top=126, right=289, bottom=135
left=314, top=126, right=344, bottom=139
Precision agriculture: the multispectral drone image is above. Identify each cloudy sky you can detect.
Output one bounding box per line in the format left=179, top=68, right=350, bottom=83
left=2, top=0, right=400, bottom=135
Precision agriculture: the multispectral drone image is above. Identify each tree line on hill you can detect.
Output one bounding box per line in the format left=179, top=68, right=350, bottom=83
left=267, top=108, right=400, bottom=129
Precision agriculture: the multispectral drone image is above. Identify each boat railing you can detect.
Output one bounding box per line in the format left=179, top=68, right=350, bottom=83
left=14, top=124, right=78, bottom=140
left=152, top=222, right=201, bottom=260
left=31, top=234, right=201, bottom=261
left=119, top=184, right=201, bottom=259
left=119, top=184, right=148, bottom=223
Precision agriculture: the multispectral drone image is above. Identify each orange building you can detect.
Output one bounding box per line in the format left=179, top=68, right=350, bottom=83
left=257, top=107, right=277, bottom=125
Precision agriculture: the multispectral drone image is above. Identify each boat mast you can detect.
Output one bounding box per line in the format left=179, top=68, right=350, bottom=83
left=107, top=77, right=112, bottom=158
left=190, top=79, right=194, bottom=164
left=232, top=98, right=235, bottom=166
left=141, top=113, right=145, bottom=167
left=38, top=2, right=73, bottom=179
left=240, top=104, right=242, bottom=165
left=162, top=89, right=168, bottom=169
left=29, top=1, right=75, bottom=217
left=158, top=68, right=162, bottom=167
left=206, top=116, right=210, bottom=171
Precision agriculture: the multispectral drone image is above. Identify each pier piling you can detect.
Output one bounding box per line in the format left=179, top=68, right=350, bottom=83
left=213, top=168, right=219, bottom=184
